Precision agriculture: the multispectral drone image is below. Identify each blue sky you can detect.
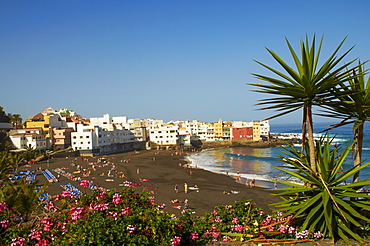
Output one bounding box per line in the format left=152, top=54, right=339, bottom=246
left=1, top=0, right=370, bottom=125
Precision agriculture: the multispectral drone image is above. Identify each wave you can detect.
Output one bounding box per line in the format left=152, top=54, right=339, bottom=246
left=224, top=152, right=277, bottom=160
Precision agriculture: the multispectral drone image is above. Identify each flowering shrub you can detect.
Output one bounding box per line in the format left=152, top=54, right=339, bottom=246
left=0, top=187, right=367, bottom=245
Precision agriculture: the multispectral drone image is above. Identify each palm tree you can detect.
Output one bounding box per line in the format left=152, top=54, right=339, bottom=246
left=12, top=114, right=22, bottom=129
left=317, top=63, right=370, bottom=182
left=272, top=138, right=370, bottom=243
left=0, top=179, right=48, bottom=222
left=0, top=152, right=22, bottom=186
left=248, top=35, right=360, bottom=173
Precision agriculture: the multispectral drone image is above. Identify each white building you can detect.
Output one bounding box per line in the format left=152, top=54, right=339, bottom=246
left=71, top=113, right=146, bottom=156
left=149, top=125, right=179, bottom=146
left=71, top=123, right=143, bottom=156
left=9, top=127, right=47, bottom=150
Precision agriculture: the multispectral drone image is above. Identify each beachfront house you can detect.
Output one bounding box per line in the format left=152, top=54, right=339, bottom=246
left=9, top=127, right=47, bottom=150
left=149, top=124, right=179, bottom=147
left=50, top=127, right=74, bottom=149
left=71, top=114, right=146, bottom=156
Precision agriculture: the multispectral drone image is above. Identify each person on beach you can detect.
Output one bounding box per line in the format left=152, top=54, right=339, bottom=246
left=189, top=169, right=193, bottom=175
left=183, top=199, right=189, bottom=210
left=175, top=184, right=179, bottom=193
left=250, top=179, right=255, bottom=188
left=246, top=179, right=250, bottom=188
left=184, top=183, right=188, bottom=193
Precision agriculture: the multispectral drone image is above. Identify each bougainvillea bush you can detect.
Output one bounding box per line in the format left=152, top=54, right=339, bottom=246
left=0, top=180, right=368, bottom=245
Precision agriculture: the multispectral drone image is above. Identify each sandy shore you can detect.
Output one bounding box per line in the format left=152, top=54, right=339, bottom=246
left=25, top=149, right=282, bottom=217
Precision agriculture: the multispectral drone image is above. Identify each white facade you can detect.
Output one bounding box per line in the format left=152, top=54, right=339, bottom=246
left=9, top=127, right=47, bottom=150
left=258, top=120, right=270, bottom=137
left=149, top=125, right=179, bottom=145
left=71, top=124, right=137, bottom=152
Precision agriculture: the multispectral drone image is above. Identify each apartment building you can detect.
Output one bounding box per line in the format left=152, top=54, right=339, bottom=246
left=71, top=114, right=146, bottom=156
left=149, top=125, right=179, bottom=146
left=9, top=127, right=47, bottom=150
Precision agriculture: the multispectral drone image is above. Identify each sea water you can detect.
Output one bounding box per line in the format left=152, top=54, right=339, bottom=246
left=186, top=122, right=370, bottom=189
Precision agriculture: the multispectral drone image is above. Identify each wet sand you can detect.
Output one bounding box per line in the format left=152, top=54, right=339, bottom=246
left=26, top=149, right=282, bottom=217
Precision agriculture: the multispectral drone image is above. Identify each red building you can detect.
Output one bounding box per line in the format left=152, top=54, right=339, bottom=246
left=231, top=127, right=253, bottom=140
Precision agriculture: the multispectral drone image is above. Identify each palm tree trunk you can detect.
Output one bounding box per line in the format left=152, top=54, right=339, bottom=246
left=301, top=107, right=307, bottom=151
left=306, top=106, right=317, bottom=173
left=352, top=122, right=364, bottom=183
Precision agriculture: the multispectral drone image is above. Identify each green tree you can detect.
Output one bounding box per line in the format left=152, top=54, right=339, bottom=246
left=272, top=138, right=370, bottom=243
left=248, top=35, right=360, bottom=173
left=317, top=63, right=370, bottom=183
left=0, top=152, right=23, bottom=186
left=0, top=179, right=47, bottom=222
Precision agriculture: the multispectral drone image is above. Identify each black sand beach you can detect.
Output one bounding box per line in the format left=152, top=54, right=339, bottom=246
left=26, top=149, right=282, bottom=217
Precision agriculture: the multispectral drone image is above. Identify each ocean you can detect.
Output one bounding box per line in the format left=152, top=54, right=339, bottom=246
left=186, top=122, right=370, bottom=189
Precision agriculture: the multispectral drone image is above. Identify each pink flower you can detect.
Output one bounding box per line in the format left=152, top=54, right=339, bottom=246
left=215, top=216, right=222, bottom=223
left=112, top=193, right=123, bottom=205
left=222, top=236, right=229, bottom=241
left=61, top=191, right=73, bottom=199
left=232, top=217, right=239, bottom=224
left=212, top=209, right=218, bottom=215
left=258, top=210, right=265, bottom=216
left=123, top=181, right=133, bottom=187
left=1, top=219, right=10, bottom=228
left=288, top=226, right=296, bottom=234
left=212, top=232, right=220, bottom=239
left=79, top=179, right=90, bottom=188
left=0, top=201, right=8, bottom=211
left=211, top=225, right=217, bottom=231
left=190, top=232, right=199, bottom=240
left=121, top=207, right=132, bottom=215
left=53, top=194, right=61, bottom=201
left=29, top=230, right=42, bottom=241
left=127, top=224, right=136, bottom=233
left=279, top=224, right=289, bottom=233
left=313, top=231, right=323, bottom=238
left=41, top=217, right=53, bottom=232
left=44, top=202, right=56, bottom=212
left=90, top=203, right=109, bottom=211
left=97, top=191, right=107, bottom=199
left=176, top=224, right=183, bottom=231
left=10, top=237, right=26, bottom=246
left=157, top=203, right=166, bottom=209
left=268, top=226, right=275, bottom=231
left=204, top=230, right=212, bottom=237
left=171, top=236, right=181, bottom=246
left=296, top=230, right=310, bottom=239
left=108, top=211, right=119, bottom=220
left=231, top=224, right=244, bottom=233
left=69, top=206, right=85, bottom=220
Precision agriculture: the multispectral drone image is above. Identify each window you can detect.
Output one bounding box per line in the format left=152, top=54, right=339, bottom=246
left=86, top=136, right=90, bottom=138
left=73, top=136, right=76, bottom=139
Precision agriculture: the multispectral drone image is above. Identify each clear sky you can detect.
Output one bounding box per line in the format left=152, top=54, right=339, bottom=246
left=1, top=0, right=369, bottom=125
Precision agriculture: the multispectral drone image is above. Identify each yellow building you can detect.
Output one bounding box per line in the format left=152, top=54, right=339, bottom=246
left=214, top=119, right=223, bottom=140
left=252, top=121, right=261, bottom=141
left=25, top=113, right=52, bottom=137
left=25, top=111, right=66, bottom=139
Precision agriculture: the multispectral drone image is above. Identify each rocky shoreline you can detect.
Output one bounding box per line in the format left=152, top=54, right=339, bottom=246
left=200, top=138, right=301, bottom=149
